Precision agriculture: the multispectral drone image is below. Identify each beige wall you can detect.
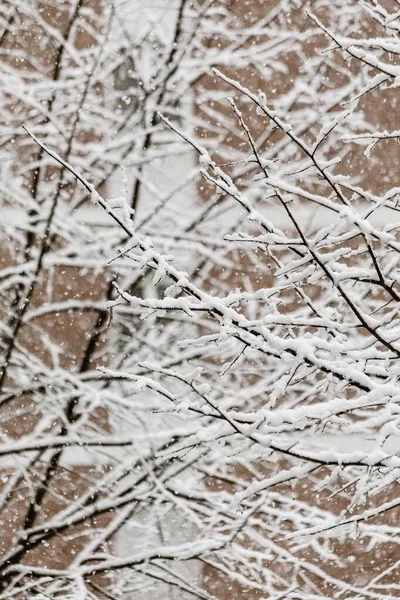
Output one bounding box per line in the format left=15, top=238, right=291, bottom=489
left=0, top=1, right=399, bottom=598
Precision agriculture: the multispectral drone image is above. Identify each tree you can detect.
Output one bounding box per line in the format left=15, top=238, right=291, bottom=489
left=0, top=0, right=400, bottom=598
